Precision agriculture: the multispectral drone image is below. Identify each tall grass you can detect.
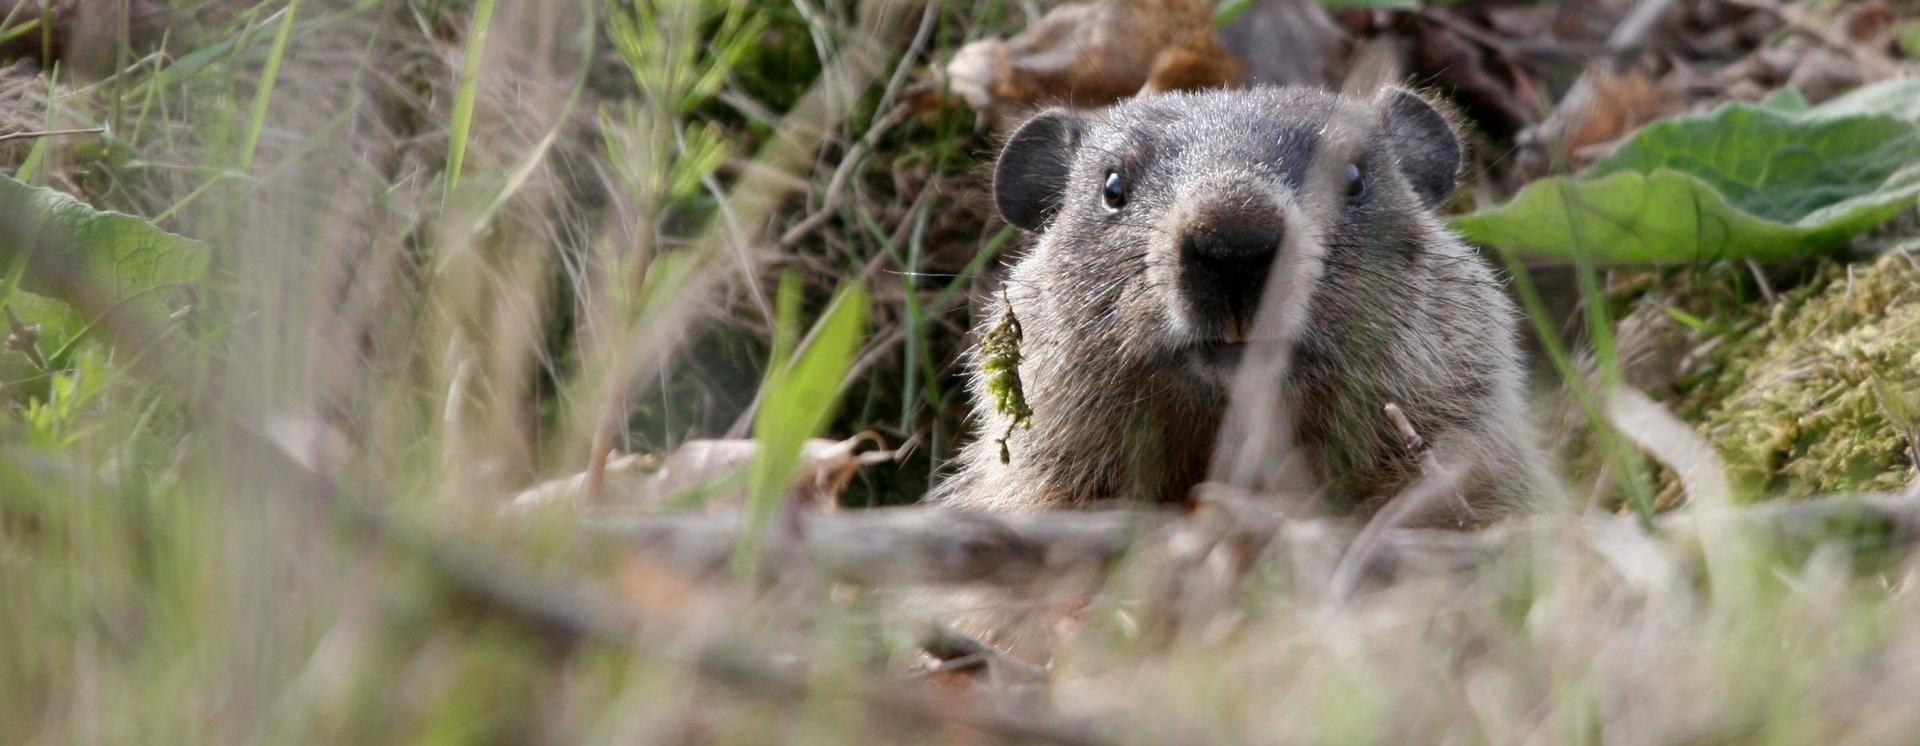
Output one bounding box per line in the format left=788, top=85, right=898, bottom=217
left=442, top=0, right=493, bottom=193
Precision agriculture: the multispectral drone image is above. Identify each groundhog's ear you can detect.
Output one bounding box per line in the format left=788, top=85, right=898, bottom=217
left=1382, top=88, right=1462, bottom=208
left=994, top=109, right=1082, bottom=231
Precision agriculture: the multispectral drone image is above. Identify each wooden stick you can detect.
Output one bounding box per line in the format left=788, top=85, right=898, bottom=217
left=3, top=305, right=47, bottom=369
left=588, top=506, right=1159, bottom=586
left=1382, top=400, right=1477, bottom=524
left=580, top=493, right=1920, bottom=588
left=0, top=126, right=107, bottom=143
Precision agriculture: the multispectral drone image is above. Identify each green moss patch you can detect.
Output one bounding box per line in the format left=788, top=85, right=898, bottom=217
left=1672, top=251, right=1920, bottom=501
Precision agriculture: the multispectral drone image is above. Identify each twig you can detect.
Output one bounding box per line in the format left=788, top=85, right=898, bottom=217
left=920, top=622, right=1049, bottom=683
left=580, top=493, right=1920, bottom=589
left=1414, top=8, right=1604, bottom=62
left=4, top=306, right=47, bottom=369
left=1605, top=0, right=1679, bottom=55
left=1745, top=258, right=1779, bottom=305
left=776, top=0, right=935, bottom=250
left=777, top=101, right=912, bottom=248
left=1721, top=0, right=1900, bottom=78
left=1383, top=403, right=1431, bottom=465
left=1328, top=405, right=1471, bottom=600
left=590, top=506, right=1156, bottom=586
left=1383, top=401, right=1476, bottom=523
left=0, top=126, right=106, bottom=143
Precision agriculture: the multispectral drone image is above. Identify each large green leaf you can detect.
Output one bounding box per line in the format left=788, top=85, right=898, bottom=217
left=1452, top=79, right=1920, bottom=263
left=0, top=174, right=210, bottom=316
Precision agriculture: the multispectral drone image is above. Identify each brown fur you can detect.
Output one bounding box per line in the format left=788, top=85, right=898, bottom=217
left=933, top=86, right=1553, bottom=524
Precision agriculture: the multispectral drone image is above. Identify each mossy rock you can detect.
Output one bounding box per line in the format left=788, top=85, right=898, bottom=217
left=1669, top=251, right=1920, bottom=502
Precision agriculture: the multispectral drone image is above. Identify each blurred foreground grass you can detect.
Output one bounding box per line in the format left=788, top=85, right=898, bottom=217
left=0, top=1, right=1026, bottom=740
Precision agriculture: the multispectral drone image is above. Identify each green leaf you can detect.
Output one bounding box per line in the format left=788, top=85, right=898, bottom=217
left=0, top=174, right=210, bottom=318
left=1758, top=87, right=1809, bottom=113
left=1453, top=80, right=1920, bottom=264
left=1214, top=0, right=1255, bottom=26
left=731, top=277, right=869, bottom=579
left=1591, top=108, right=1920, bottom=222
left=445, top=0, right=496, bottom=192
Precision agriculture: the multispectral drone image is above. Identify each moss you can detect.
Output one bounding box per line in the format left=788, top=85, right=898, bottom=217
left=1671, top=251, right=1920, bottom=501
left=980, top=293, right=1033, bottom=464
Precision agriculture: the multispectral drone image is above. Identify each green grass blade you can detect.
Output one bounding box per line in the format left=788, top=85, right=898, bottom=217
left=239, top=0, right=299, bottom=172
left=732, top=278, right=869, bottom=580
left=0, top=18, right=37, bottom=47
left=12, top=66, right=58, bottom=183
left=445, top=0, right=499, bottom=194
left=129, top=31, right=170, bottom=143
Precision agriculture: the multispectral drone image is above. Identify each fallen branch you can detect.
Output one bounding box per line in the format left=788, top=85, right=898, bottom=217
left=580, top=493, right=1920, bottom=589
left=920, top=622, right=1049, bottom=683
left=588, top=506, right=1159, bottom=586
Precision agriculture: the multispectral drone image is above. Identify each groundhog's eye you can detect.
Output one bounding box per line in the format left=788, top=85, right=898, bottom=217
left=1342, top=162, right=1366, bottom=202
left=1101, top=170, right=1128, bottom=212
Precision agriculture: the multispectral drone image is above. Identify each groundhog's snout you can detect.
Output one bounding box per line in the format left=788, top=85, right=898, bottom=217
left=1177, top=197, right=1286, bottom=341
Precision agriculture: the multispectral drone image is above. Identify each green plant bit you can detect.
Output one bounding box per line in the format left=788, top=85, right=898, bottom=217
left=1670, top=252, right=1920, bottom=500
left=981, top=292, right=1032, bottom=464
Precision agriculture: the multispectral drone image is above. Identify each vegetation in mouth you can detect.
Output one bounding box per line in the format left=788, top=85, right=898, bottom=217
left=981, top=292, right=1033, bottom=464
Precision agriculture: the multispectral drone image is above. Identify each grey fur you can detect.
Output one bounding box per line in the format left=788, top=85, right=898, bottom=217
left=935, top=86, right=1552, bottom=524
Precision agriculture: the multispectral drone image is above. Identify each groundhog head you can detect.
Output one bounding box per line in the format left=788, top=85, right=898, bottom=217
left=991, top=87, right=1463, bottom=391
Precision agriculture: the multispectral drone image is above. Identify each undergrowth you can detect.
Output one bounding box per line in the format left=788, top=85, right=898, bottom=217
left=1, top=0, right=1918, bottom=743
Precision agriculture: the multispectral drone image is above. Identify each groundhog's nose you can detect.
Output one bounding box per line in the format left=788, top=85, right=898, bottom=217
left=1178, top=201, right=1285, bottom=334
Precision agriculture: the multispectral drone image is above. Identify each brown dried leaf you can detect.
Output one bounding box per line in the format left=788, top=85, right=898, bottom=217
left=1143, top=31, right=1242, bottom=94
left=510, top=434, right=891, bottom=511
left=1837, top=1, right=1895, bottom=45
left=1560, top=67, right=1686, bottom=168
left=944, top=0, right=1236, bottom=118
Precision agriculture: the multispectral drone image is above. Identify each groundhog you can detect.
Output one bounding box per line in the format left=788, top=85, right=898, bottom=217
left=932, top=86, right=1552, bottom=525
